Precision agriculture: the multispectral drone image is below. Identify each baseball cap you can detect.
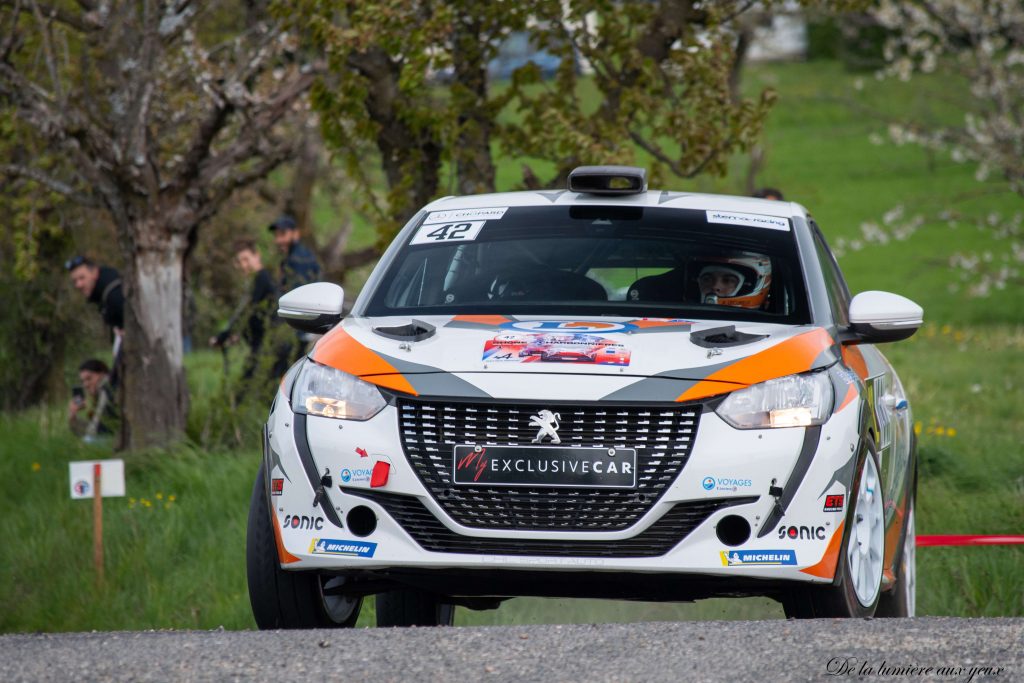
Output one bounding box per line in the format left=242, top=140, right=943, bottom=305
left=268, top=214, right=297, bottom=232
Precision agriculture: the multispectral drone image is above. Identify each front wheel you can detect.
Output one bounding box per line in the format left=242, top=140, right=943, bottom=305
left=784, top=438, right=885, bottom=618
left=876, top=500, right=916, bottom=617
left=376, top=589, right=455, bottom=627
left=246, top=462, right=362, bottom=629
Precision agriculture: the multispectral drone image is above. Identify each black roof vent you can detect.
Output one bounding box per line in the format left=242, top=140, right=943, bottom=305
left=568, top=165, right=647, bottom=196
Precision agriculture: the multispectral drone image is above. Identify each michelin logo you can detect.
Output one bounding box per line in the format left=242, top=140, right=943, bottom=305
left=310, top=538, right=377, bottom=558
left=720, top=549, right=797, bottom=566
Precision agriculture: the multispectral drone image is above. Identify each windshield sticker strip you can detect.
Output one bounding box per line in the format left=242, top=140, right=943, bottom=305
left=706, top=210, right=790, bottom=232
left=423, top=207, right=508, bottom=224
left=410, top=220, right=487, bottom=245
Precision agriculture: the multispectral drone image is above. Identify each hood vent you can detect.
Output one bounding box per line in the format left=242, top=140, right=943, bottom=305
left=372, top=319, right=436, bottom=342
left=690, top=325, right=766, bottom=349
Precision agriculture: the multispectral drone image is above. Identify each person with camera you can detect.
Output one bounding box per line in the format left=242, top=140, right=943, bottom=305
left=68, top=359, right=118, bottom=442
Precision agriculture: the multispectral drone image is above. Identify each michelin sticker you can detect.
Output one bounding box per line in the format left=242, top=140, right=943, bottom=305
left=410, top=220, right=487, bottom=245
left=706, top=210, right=790, bottom=232
left=720, top=549, right=797, bottom=566
left=310, top=538, right=377, bottom=558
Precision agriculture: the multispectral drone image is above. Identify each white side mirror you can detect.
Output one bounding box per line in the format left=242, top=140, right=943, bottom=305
left=846, top=291, right=923, bottom=344
left=278, top=283, right=344, bottom=333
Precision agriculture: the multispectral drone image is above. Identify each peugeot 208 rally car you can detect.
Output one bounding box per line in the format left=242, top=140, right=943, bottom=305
left=246, top=166, right=921, bottom=628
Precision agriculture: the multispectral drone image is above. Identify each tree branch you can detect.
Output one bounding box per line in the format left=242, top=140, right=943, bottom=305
left=0, top=163, right=100, bottom=206
left=0, top=0, right=102, bottom=32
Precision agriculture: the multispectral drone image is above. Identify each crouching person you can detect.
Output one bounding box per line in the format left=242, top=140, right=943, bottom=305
left=68, top=359, right=118, bottom=443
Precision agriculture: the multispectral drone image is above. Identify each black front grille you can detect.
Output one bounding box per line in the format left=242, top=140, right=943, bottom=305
left=397, top=398, right=702, bottom=531
left=344, top=488, right=757, bottom=557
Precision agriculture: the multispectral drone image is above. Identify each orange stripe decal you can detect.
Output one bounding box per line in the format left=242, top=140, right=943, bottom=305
left=842, top=345, right=869, bottom=381
left=837, top=383, right=858, bottom=412
left=677, top=328, right=834, bottom=402
left=627, top=319, right=694, bottom=329
left=312, top=327, right=418, bottom=395
left=272, top=511, right=301, bottom=565
left=800, top=520, right=845, bottom=579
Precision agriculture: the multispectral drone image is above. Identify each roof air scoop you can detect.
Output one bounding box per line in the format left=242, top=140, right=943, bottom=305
left=568, top=165, right=647, bottom=196
left=373, top=319, right=436, bottom=342
left=690, top=325, right=767, bottom=348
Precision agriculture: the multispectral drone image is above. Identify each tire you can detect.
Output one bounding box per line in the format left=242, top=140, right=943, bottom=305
left=876, top=485, right=916, bottom=617
left=376, top=589, right=456, bottom=627
left=246, top=462, right=362, bottom=629
left=784, top=438, right=885, bottom=618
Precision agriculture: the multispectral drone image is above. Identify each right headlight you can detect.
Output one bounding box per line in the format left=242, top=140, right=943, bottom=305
left=291, top=360, right=386, bottom=421
left=716, top=371, right=834, bottom=429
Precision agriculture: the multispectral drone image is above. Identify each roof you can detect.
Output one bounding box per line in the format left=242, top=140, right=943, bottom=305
left=422, top=189, right=807, bottom=220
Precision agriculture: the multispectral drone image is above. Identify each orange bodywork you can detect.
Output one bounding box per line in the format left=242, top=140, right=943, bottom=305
left=450, top=315, right=512, bottom=326
left=800, top=520, right=845, bottom=579
left=676, top=328, right=835, bottom=402
left=312, top=327, right=418, bottom=395
left=272, top=510, right=301, bottom=565
left=842, top=345, right=869, bottom=381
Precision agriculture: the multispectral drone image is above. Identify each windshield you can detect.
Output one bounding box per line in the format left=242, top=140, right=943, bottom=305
left=364, top=205, right=810, bottom=324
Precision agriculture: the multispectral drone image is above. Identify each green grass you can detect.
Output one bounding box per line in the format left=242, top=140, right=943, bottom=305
left=3, top=59, right=1023, bottom=632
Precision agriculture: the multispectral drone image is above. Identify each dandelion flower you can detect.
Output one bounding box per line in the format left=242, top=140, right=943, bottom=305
left=168, top=495, right=176, bottom=502
left=947, top=427, right=957, bottom=437
left=31, top=462, right=41, bottom=472
left=156, top=492, right=163, bottom=500
left=913, top=422, right=922, bottom=436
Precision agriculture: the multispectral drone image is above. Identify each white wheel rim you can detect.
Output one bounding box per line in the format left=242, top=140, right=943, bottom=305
left=848, top=454, right=884, bottom=607
left=904, top=505, right=916, bottom=616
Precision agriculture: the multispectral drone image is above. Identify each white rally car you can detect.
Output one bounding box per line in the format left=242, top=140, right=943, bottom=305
left=246, top=166, right=921, bottom=628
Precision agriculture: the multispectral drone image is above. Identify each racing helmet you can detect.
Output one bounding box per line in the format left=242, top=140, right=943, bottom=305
left=692, top=252, right=772, bottom=310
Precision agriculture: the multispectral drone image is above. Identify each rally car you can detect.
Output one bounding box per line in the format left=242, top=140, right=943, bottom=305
left=246, top=166, right=921, bottom=628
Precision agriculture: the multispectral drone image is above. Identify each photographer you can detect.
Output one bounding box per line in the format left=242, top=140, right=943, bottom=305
left=68, top=359, right=118, bottom=442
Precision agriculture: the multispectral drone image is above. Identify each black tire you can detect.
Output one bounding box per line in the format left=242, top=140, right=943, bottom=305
left=876, top=470, right=916, bottom=618
left=246, top=462, right=362, bottom=629
left=784, top=438, right=884, bottom=618
left=376, top=589, right=455, bottom=627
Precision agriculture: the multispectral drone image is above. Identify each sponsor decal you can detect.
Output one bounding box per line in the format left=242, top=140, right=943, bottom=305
left=310, top=538, right=377, bottom=558
left=778, top=525, right=827, bottom=541
left=502, top=320, right=636, bottom=334
left=355, top=447, right=368, bottom=458
left=271, top=478, right=284, bottom=496
left=73, top=479, right=91, bottom=496
left=824, top=494, right=845, bottom=512
left=483, top=332, right=631, bottom=366
left=410, top=220, right=486, bottom=245
left=283, top=514, right=325, bottom=531
left=453, top=445, right=636, bottom=488
left=702, top=475, right=753, bottom=493
left=706, top=210, right=790, bottom=232
left=339, top=468, right=373, bottom=484
left=720, top=549, right=797, bottom=566
left=423, top=207, right=508, bottom=224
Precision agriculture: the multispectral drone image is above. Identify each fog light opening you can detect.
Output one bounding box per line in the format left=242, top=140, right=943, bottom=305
left=716, top=515, right=751, bottom=547
left=346, top=506, right=377, bottom=537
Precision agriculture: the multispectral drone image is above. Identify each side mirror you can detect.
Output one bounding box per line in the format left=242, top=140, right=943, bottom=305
left=843, top=290, right=923, bottom=344
left=278, top=283, right=344, bottom=334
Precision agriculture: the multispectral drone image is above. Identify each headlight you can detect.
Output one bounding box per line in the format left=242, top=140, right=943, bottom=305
left=291, top=360, right=386, bottom=421
left=716, top=371, right=833, bottom=429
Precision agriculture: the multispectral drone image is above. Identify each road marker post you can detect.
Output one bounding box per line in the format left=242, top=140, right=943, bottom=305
left=70, top=459, right=125, bottom=586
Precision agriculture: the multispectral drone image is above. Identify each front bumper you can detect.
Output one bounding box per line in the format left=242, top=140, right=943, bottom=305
left=264, top=387, right=862, bottom=587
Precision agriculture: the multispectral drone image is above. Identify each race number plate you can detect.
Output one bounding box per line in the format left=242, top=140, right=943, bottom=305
left=452, top=445, right=637, bottom=488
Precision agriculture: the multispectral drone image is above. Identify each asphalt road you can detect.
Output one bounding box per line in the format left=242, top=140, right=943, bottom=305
left=1, top=617, right=1020, bottom=683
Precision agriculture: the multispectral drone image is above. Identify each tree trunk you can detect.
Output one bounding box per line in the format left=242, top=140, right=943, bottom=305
left=120, top=227, right=189, bottom=450
left=452, top=17, right=495, bottom=195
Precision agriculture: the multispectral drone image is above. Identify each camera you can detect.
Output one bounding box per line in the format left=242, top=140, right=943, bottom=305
left=72, top=386, right=85, bottom=404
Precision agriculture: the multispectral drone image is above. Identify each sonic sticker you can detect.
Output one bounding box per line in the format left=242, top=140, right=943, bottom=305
left=483, top=332, right=630, bottom=366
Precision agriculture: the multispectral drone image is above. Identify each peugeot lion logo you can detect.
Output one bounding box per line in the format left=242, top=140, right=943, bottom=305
left=530, top=410, right=561, bottom=444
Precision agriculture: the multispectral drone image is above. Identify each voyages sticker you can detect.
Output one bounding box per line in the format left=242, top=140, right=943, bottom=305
left=423, top=207, right=508, bottom=224
left=706, top=210, right=790, bottom=231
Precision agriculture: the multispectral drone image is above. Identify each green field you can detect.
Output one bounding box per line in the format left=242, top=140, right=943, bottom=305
left=1, top=60, right=1021, bottom=632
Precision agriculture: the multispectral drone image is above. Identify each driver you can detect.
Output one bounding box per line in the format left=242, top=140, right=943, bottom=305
left=693, top=254, right=772, bottom=309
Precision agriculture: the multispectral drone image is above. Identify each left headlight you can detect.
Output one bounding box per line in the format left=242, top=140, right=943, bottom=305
left=716, top=371, right=833, bottom=429
left=291, top=360, right=386, bottom=421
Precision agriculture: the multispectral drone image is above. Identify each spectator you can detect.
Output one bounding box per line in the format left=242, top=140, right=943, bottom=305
left=753, top=187, right=785, bottom=201
left=210, top=239, right=280, bottom=379
left=65, top=255, right=124, bottom=335
left=269, top=214, right=322, bottom=294
left=68, top=358, right=118, bottom=441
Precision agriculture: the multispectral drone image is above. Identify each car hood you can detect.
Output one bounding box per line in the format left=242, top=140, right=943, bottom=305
left=310, top=315, right=839, bottom=402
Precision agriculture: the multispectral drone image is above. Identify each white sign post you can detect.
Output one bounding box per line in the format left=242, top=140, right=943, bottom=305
left=69, top=459, right=125, bottom=584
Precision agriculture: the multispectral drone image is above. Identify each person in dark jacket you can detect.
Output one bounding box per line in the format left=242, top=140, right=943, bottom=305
left=269, top=214, right=322, bottom=293
left=210, top=239, right=280, bottom=380
left=68, top=358, right=118, bottom=442
left=66, top=255, right=124, bottom=333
